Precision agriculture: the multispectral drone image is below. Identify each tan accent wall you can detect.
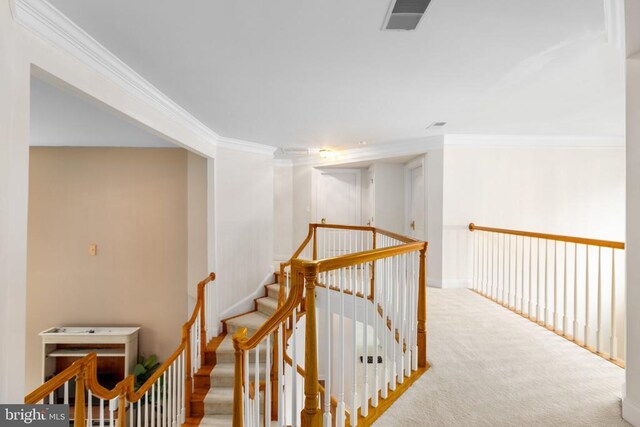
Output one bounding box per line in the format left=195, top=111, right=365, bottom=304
left=26, top=147, right=190, bottom=391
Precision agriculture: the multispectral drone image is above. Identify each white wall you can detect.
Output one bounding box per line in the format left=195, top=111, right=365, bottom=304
left=293, top=164, right=314, bottom=247
left=0, top=1, right=31, bottom=403
left=624, top=2, right=640, bottom=424
left=425, top=149, right=445, bottom=287
left=274, top=164, right=294, bottom=260
left=215, top=147, right=274, bottom=322
left=441, top=143, right=625, bottom=288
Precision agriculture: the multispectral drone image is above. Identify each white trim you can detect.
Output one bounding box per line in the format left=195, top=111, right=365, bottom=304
left=273, top=158, right=294, bottom=167
left=623, top=397, right=640, bottom=426
left=219, top=272, right=275, bottom=321
left=445, top=134, right=625, bottom=148
left=14, top=0, right=276, bottom=156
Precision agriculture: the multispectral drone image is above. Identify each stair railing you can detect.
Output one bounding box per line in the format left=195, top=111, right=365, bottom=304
left=24, top=272, right=217, bottom=427
left=469, top=223, right=626, bottom=366
left=234, top=224, right=427, bottom=427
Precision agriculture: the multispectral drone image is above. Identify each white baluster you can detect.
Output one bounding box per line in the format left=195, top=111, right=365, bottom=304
left=151, top=384, right=155, bottom=427
left=64, top=382, right=69, bottom=405
left=337, top=268, right=346, bottom=427
left=254, top=344, right=259, bottom=427
left=361, top=261, right=370, bottom=418
left=507, top=235, right=512, bottom=308
left=597, top=246, right=602, bottom=353
left=514, top=236, right=519, bottom=312
left=544, top=240, right=549, bottom=325
left=87, top=389, right=92, bottom=427
left=109, top=398, right=116, bottom=427
left=563, top=242, right=568, bottom=335
left=553, top=241, right=558, bottom=331
left=372, top=260, right=380, bottom=409
left=324, top=262, right=332, bottom=425
left=573, top=243, right=579, bottom=340
left=278, top=323, right=285, bottom=427
left=265, top=335, right=271, bottom=427
left=611, top=249, right=617, bottom=360
left=529, top=237, right=533, bottom=318
left=292, top=313, right=298, bottom=427
left=351, top=261, right=359, bottom=427
left=137, top=399, right=142, bottom=427
left=521, top=236, right=525, bottom=313
left=585, top=246, right=590, bottom=347
left=381, top=257, right=389, bottom=400
left=502, top=234, right=506, bottom=305
left=100, top=398, right=105, bottom=427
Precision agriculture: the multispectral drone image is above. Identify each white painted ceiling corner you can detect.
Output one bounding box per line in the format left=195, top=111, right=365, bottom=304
left=13, top=0, right=276, bottom=157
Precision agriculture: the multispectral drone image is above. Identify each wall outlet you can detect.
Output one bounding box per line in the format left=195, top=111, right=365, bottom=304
left=88, top=244, right=97, bottom=256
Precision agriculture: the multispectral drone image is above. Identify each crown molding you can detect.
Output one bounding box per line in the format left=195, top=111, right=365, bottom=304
left=14, top=0, right=276, bottom=157
left=288, top=136, right=444, bottom=167
left=444, top=134, right=624, bottom=148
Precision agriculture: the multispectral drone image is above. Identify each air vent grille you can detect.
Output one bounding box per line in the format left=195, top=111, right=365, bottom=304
left=384, top=0, right=431, bottom=30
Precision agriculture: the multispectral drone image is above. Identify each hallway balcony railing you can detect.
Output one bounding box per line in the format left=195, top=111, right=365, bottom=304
left=469, top=223, right=625, bottom=366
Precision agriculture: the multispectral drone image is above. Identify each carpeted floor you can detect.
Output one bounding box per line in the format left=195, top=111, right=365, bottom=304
left=374, top=288, right=628, bottom=427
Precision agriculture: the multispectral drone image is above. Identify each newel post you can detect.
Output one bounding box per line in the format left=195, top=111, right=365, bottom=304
left=417, top=244, right=428, bottom=368
left=301, top=264, right=322, bottom=427
left=74, top=369, right=86, bottom=427
left=182, top=324, right=193, bottom=417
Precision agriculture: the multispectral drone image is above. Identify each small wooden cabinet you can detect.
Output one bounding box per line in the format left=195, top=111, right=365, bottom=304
left=41, top=327, right=140, bottom=390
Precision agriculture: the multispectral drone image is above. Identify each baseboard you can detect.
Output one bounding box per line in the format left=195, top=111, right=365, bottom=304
left=428, top=278, right=471, bottom=289
left=623, top=396, right=640, bottom=426
left=219, top=272, right=275, bottom=321
left=441, top=279, right=471, bottom=289
left=427, top=277, right=443, bottom=288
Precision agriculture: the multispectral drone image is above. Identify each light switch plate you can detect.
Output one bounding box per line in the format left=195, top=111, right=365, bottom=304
left=88, top=244, right=97, bottom=256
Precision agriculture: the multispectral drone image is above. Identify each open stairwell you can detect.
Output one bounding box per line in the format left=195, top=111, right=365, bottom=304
left=25, top=224, right=427, bottom=427
left=192, top=277, right=281, bottom=426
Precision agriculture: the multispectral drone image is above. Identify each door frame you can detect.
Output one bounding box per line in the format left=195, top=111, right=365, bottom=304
left=314, top=168, right=363, bottom=225
left=404, top=156, right=427, bottom=239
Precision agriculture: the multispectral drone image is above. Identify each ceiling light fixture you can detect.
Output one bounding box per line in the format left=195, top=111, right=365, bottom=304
left=359, top=141, right=368, bottom=145
left=319, top=149, right=337, bottom=159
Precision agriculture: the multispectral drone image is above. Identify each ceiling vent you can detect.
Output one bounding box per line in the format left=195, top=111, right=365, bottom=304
left=384, top=0, right=431, bottom=31
left=426, top=121, right=447, bottom=130
left=277, top=147, right=310, bottom=157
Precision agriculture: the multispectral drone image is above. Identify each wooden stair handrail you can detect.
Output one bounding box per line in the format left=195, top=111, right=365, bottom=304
left=469, top=223, right=625, bottom=249
left=25, top=272, right=217, bottom=426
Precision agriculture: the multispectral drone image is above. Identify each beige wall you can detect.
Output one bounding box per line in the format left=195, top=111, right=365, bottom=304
left=26, top=147, right=191, bottom=391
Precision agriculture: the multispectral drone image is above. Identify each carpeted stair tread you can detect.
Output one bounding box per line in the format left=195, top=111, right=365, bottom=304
left=198, top=415, right=233, bottom=426
left=256, top=296, right=278, bottom=316
left=225, top=311, right=270, bottom=334
left=203, top=387, right=234, bottom=414
left=266, top=284, right=280, bottom=299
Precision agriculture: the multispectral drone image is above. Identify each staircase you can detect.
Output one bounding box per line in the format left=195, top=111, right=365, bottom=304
left=191, top=277, right=281, bottom=426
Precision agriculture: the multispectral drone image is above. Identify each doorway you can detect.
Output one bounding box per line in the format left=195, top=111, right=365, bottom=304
left=405, top=158, right=426, bottom=239
left=316, top=169, right=362, bottom=225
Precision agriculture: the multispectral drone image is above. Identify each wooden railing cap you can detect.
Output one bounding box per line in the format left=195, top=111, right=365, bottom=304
left=469, top=223, right=625, bottom=249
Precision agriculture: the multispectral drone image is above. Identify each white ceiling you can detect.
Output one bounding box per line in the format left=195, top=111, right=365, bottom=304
left=45, top=0, right=624, bottom=150
left=30, top=77, right=174, bottom=147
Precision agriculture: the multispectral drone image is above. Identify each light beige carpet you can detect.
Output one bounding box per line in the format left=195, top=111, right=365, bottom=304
left=375, top=288, right=628, bottom=427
